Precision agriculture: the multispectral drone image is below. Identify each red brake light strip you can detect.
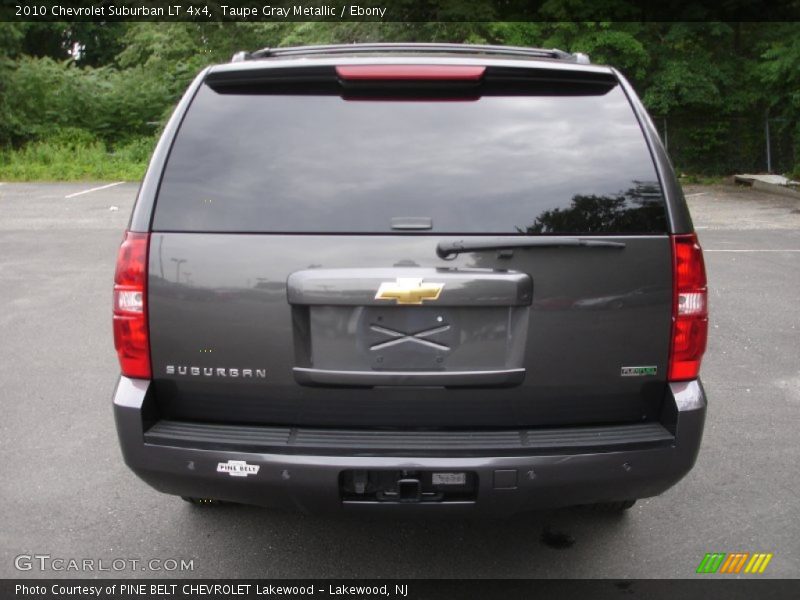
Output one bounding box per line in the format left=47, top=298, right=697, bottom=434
left=336, top=65, right=486, bottom=81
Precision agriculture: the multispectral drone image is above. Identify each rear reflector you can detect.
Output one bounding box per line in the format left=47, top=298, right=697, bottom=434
left=669, top=233, right=708, bottom=381
left=113, top=231, right=151, bottom=379
left=336, top=65, right=486, bottom=81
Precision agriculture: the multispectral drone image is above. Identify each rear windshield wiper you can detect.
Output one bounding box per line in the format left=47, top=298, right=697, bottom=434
left=436, top=237, right=626, bottom=259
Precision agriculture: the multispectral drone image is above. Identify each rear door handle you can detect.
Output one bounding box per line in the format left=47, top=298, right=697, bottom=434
left=293, top=367, right=526, bottom=388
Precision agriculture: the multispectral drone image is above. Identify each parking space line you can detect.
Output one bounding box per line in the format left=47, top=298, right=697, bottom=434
left=64, top=181, right=124, bottom=199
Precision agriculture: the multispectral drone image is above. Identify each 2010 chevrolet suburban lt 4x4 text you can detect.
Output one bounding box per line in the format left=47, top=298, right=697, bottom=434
left=113, top=43, right=708, bottom=516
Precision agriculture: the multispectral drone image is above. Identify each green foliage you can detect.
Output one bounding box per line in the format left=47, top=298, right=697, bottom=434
left=640, top=23, right=737, bottom=114
left=0, top=23, right=26, bottom=58
left=759, top=24, right=800, bottom=173
left=500, top=22, right=650, bottom=81
left=67, top=23, right=130, bottom=67
left=0, top=56, right=170, bottom=145
left=760, top=25, right=800, bottom=111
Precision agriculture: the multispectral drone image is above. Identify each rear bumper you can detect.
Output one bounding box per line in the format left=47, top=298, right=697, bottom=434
left=113, top=377, right=706, bottom=516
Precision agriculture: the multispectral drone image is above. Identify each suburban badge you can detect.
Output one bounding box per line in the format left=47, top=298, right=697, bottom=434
left=166, top=365, right=266, bottom=378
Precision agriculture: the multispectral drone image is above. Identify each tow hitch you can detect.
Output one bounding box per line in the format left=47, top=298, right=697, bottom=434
left=341, top=470, right=476, bottom=503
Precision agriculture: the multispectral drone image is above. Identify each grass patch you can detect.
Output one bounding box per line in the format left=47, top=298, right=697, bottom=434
left=0, top=136, right=156, bottom=181
left=677, top=174, right=729, bottom=185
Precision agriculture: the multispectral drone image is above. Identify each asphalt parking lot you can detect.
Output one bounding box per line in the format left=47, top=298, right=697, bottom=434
left=1, top=181, right=798, bottom=579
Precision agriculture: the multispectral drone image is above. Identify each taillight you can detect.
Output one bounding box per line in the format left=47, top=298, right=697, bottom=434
left=669, top=233, right=708, bottom=381
left=113, top=231, right=151, bottom=379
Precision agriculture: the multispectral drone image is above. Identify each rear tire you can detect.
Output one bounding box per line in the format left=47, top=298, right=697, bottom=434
left=587, top=499, right=637, bottom=512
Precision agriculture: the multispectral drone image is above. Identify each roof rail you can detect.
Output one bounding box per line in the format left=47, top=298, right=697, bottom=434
left=231, top=43, right=591, bottom=65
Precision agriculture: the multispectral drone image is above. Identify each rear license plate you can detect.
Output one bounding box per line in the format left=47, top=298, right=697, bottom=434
left=432, top=472, right=467, bottom=486
left=307, top=305, right=519, bottom=372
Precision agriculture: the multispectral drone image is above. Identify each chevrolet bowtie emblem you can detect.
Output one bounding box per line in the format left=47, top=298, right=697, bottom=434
left=375, top=278, right=445, bottom=305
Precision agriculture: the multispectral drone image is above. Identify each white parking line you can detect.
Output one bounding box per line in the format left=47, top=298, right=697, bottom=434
left=64, top=181, right=125, bottom=199
left=705, top=249, right=800, bottom=252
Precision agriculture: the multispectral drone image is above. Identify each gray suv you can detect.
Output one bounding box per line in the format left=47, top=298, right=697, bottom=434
left=112, top=43, right=708, bottom=515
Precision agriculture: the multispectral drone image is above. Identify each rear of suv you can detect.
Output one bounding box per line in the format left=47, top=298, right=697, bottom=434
left=113, top=43, right=708, bottom=515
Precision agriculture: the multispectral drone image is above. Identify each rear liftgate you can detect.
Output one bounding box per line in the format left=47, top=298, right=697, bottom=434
left=289, top=267, right=530, bottom=504
left=288, top=268, right=532, bottom=388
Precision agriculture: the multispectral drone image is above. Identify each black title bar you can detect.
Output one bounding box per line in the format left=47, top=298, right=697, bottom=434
left=5, top=579, right=800, bottom=600
left=2, top=0, right=800, bottom=22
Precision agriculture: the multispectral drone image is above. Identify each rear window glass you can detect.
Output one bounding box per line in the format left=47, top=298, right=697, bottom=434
left=154, top=82, right=667, bottom=234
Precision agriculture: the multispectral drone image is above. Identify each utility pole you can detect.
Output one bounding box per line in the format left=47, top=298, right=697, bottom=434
left=171, top=258, right=187, bottom=282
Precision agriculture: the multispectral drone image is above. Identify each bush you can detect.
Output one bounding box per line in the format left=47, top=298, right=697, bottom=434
left=1, top=56, right=172, bottom=146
